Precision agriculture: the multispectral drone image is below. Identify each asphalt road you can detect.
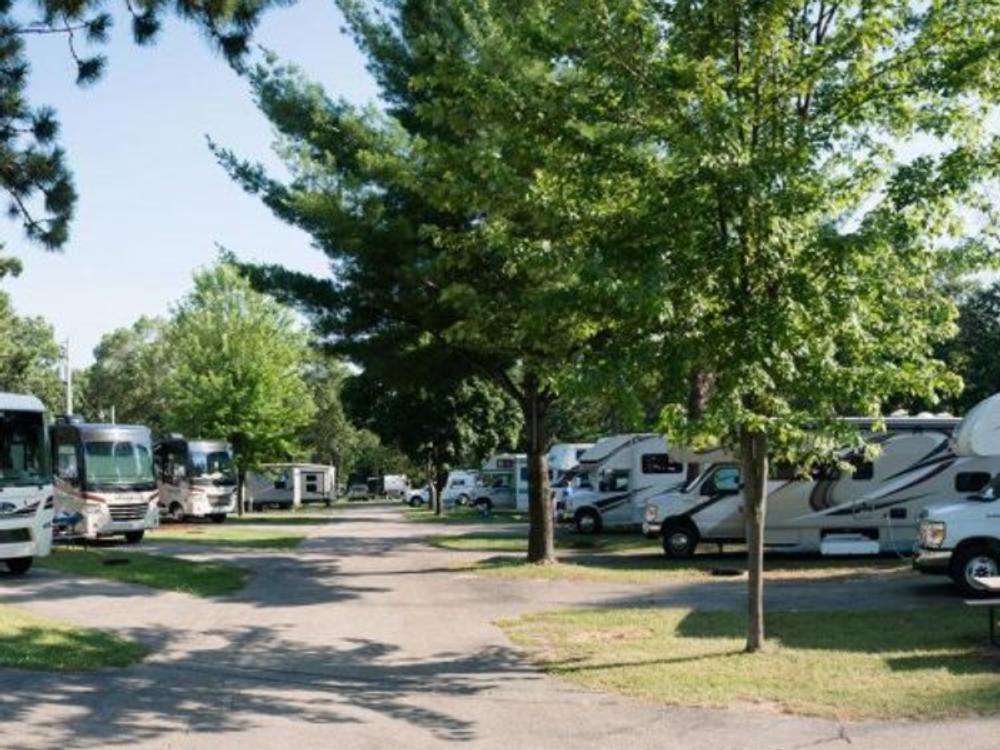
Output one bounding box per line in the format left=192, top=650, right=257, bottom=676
left=0, top=504, right=997, bottom=749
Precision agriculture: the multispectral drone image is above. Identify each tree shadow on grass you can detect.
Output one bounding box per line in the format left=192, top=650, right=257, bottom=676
left=0, top=624, right=537, bottom=748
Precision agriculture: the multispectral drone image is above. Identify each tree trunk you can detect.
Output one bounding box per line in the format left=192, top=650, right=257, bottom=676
left=236, top=468, right=246, bottom=518
left=741, top=425, right=768, bottom=653
left=434, top=463, right=446, bottom=516
left=685, top=369, right=713, bottom=483
left=524, top=374, right=555, bottom=564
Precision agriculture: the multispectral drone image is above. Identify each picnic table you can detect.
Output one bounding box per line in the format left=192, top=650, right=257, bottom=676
left=967, top=577, right=1000, bottom=647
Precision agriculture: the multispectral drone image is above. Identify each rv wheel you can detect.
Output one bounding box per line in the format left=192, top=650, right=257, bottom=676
left=950, top=544, right=1000, bottom=598
left=475, top=498, right=493, bottom=515
left=458, top=493, right=470, bottom=507
left=4, top=557, right=32, bottom=575
left=409, top=495, right=423, bottom=508
left=662, top=520, right=699, bottom=559
left=574, top=509, right=602, bottom=535
left=124, top=531, right=145, bottom=545
left=168, top=503, right=185, bottom=522
left=209, top=514, right=227, bottom=524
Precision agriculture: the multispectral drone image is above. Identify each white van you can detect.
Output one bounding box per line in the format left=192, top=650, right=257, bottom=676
left=559, top=434, right=720, bottom=533
left=441, top=469, right=479, bottom=508
left=0, top=393, right=54, bottom=574
left=642, top=401, right=1000, bottom=557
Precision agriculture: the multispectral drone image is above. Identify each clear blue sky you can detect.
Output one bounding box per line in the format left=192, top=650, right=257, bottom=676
left=1, top=0, right=379, bottom=366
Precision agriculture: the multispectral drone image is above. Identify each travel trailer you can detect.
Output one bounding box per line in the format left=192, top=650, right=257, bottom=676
left=155, top=436, right=237, bottom=522
left=0, top=393, right=54, bottom=574
left=51, top=418, right=159, bottom=543
left=559, top=434, right=722, bottom=533
left=641, top=401, right=1000, bottom=557
left=247, top=463, right=337, bottom=509
left=475, top=453, right=528, bottom=511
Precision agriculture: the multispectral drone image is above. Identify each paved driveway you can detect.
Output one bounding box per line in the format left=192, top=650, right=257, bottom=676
left=0, top=504, right=996, bottom=749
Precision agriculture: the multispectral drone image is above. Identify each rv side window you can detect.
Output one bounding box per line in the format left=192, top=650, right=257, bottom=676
left=703, top=467, right=740, bottom=495
left=641, top=453, right=683, bottom=474
left=769, top=463, right=797, bottom=481
left=956, top=472, right=991, bottom=493
left=599, top=469, right=629, bottom=493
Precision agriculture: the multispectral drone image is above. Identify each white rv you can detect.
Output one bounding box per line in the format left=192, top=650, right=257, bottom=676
left=441, top=469, right=480, bottom=508
left=475, top=454, right=529, bottom=511
left=641, top=403, right=1000, bottom=557
left=559, top=434, right=718, bottom=533
left=548, top=443, right=593, bottom=485
left=247, top=463, right=337, bottom=509
left=155, top=437, right=237, bottom=522
left=51, top=419, right=159, bottom=543
left=0, top=393, right=54, bottom=574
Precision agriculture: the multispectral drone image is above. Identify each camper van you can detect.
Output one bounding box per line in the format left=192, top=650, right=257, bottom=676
left=247, top=463, right=337, bottom=509
left=0, top=393, right=54, bottom=574
left=475, top=454, right=528, bottom=511
left=641, top=404, right=1000, bottom=557
left=155, top=436, right=237, bottom=522
left=51, top=418, right=159, bottom=543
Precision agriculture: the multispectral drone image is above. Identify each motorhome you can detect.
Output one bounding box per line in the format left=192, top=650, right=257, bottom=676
left=247, top=463, right=337, bottom=509
left=548, top=443, right=593, bottom=485
left=641, top=402, right=1000, bottom=557
left=558, top=434, right=721, bottom=533
left=155, top=436, right=237, bottom=522
left=475, top=453, right=528, bottom=511
left=441, top=469, right=480, bottom=508
left=51, top=418, right=159, bottom=543
left=0, top=393, right=54, bottom=574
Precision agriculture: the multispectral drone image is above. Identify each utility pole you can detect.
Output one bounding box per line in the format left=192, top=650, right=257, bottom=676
left=62, top=339, right=73, bottom=415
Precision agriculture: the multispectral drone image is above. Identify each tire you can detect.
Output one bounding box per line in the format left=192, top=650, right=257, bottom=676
left=574, top=508, right=603, bottom=535
left=950, top=543, right=1000, bottom=598
left=209, top=514, right=227, bottom=524
left=408, top=495, right=423, bottom=508
left=661, top=519, right=699, bottom=559
left=124, top=530, right=145, bottom=545
left=475, top=498, right=493, bottom=514
left=5, top=557, right=32, bottom=575
left=458, top=493, right=470, bottom=507
left=168, top=502, right=185, bottom=523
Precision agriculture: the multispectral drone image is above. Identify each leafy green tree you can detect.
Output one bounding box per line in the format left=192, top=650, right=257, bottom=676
left=0, top=289, right=62, bottom=410
left=162, top=263, right=316, bottom=513
left=80, top=316, right=169, bottom=427
left=938, top=282, right=1000, bottom=413
left=628, top=1, right=999, bottom=651
left=0, top=0, right=282, bottom=252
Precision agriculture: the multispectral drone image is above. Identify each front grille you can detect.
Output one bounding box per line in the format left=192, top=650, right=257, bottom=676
left=0, top=528, right=31, bottom=544
left=109, top=503, right=149, bottom=522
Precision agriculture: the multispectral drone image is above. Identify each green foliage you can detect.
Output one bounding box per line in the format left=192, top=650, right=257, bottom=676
left=0, top=0, right=283, bottom=251
left=0, top=288, right=62, bottom=411
left=938, top=281, right=1000, bottom=413
left=79, top=316, right=169, bottom=427
left=162, top=263, right=316, bottom=471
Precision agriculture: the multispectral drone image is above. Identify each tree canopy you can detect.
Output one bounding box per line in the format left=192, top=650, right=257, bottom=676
left=0, top=287, right=61, bottom=409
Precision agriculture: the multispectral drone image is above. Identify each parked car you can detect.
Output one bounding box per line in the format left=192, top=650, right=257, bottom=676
left=407, top=486, right=431, bottom=507
left=347, top=483, right=370, bottom=501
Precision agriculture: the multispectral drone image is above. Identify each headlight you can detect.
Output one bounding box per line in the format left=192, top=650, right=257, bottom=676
left=645, top=505, right=659, bottom=523
left=919, top=520, right=947, bottom=549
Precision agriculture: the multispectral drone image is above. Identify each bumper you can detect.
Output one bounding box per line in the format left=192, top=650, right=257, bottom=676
left=0, top=516, right=53, bottom=561
left=642, top=521, right=661, bottom=539
left=913, top=547, right=952, bottom=574
left=190, top=496, right=237, bottom=517
left=62, top=503, right=160, bottom=538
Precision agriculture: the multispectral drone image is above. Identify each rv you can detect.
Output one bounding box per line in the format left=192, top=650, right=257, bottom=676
left=475, top=453, right=528, bottom=511
left=247, top=463, right=337, bottom=509
left=155, top=436, right=237, bottom=522
left=559, top=434, right=718, bottom=533
left=0, top=393, right=54, bottom=574
left=369, top=474, right=409, bottom=500
left=548, top=443, right=593, bottom=485
left=51, top=418, right=159, bottom=543
left=441, top=469, right=480, bottom=508
left=641, top=403, right=1000, bottom=557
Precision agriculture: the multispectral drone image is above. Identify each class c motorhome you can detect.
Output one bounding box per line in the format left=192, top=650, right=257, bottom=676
left=51, top=418, right=159, bottom=543
left=0, top=393, right=54, bottom=574
left=155, top=436, right=237, bottom=523
left=558, top=434, right=723, bottom=533
left=643, top=399, right=1000, bottom=558
left=475, top=453, right=528, bottom=511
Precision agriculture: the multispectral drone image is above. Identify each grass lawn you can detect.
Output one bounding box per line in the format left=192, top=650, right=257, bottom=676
left=38, top=547, right=249, bottom=597
left=430, top=530, right=656, bottom=554
left=502, top=607, right=1000, bottom=720
left=0, top=604, right=148, bottom=671
left=149, top=525, right=306, bottom=549
left=226, top=510, right=337, bottom=526
left=405, top=507, right=531, bottom=525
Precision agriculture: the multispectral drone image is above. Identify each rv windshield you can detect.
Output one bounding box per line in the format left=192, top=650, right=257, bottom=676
left=189, top=447, right=236, bottom=485
left=969, top=475, right=1000, bottom=503
left=0, top=411, right=50, bottom=487
left=84, top=439, right=156, bottom=490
